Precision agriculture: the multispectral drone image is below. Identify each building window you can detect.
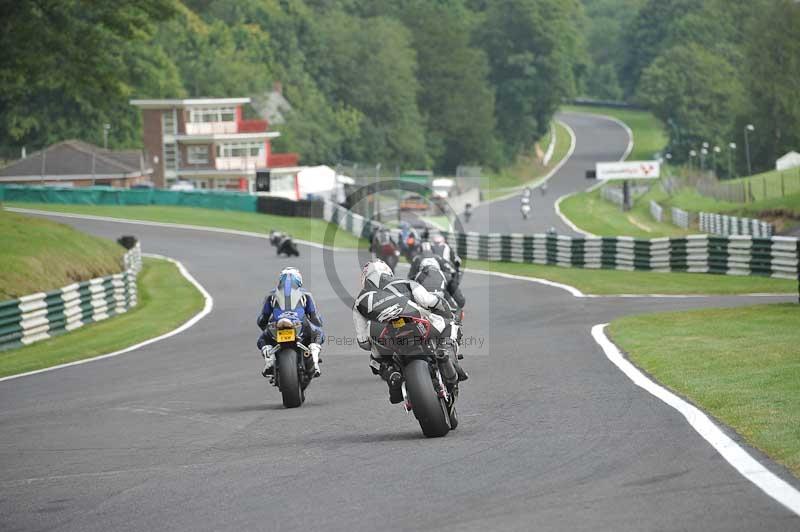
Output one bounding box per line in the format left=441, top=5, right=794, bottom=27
left=187, top=145, right=209, bottom=164
left=217, top=142, right=263, bottom=158
left=189, top=107, right=236, bottom=123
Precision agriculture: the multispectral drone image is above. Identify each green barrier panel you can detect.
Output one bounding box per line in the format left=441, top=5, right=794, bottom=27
left=0, top=185, right=257, bottom=212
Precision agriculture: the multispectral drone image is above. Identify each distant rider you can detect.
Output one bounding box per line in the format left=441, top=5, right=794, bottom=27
left=353, top=261, right=466, bottom=403
left=257, top=267, right=324, bottom=378
left=409, top=237, right=465, bottom=308
left=370, top=226, right=400, bottom=272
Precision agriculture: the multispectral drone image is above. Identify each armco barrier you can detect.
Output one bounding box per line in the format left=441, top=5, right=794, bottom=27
left=699, top=212, right=773, bottom=237
left=0, top=243, right=142, bottom=352
left=671, top=206, right=693, bottom=229
left=649, top=200, right=664, bottom=222
left=321, top=201, right=798, bottom=280
left=323, top=201, right=380, bottom=240
left=0, top=185, right=257, bottom=212
left=436, top=232, right=798, bottom=279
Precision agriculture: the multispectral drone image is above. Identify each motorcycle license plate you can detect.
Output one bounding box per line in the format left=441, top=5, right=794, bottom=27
left=277, top=329, right=296, bottom=342
left=392, top=318, right=406, bottom=329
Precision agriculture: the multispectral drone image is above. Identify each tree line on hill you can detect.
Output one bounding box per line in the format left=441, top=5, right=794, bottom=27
left=3, top=0, right=796, bottom=177
left=0, top=0, right=585, bottom=174
left=582, top=0, right=800, bottom=176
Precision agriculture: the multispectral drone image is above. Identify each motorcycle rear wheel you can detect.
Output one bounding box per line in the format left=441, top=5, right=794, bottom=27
left=277, top=348, right=303, bottom=408
left=404, top=359, right=450, bottom=438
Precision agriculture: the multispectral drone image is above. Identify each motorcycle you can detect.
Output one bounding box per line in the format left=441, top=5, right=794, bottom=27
left=269, top=230, right=300, bottom=257
left=379, top=244, right=400, bottom=272
left=372, top=312, right=460, bottom=438
left=520, top=202, right=531, bottom=220
left=401, top=232, right=421, bottom=263
left=372, top=233, right=401, bottom=273
left=463, top=203, right=473, bottom=224
left=265, top=312, right=316, bottom=408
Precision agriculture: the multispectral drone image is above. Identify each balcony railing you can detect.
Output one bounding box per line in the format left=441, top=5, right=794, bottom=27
left=215, top=155, right=267, bottom=171
left=185, top=122, right=237, bottom=135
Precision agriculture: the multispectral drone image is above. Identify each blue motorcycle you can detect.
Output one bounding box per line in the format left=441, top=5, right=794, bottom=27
left=265, top=311, right=315, bottom=408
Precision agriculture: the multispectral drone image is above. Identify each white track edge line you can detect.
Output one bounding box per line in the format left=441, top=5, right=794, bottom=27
left=3, top=207, right=351, bottom=252
left=0, top=253, right=214, bottom=383
left=465, top=268, right=585, bottom=297
left=591, top=324, right=800, bottom=516
left=463, top=268, right=791, bottom=300
left=9, top=207, right=791, bottom=300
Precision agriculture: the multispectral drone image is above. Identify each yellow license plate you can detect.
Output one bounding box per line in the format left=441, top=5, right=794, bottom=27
left=392, top=318, right=406, bottom=329
left=277, top=329, right=296, bottom=342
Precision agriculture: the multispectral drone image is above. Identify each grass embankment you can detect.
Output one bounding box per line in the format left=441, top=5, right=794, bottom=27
left=655, top=174, right=800, bottom=232
left=609, top=304, right=800, bottom=477
left=561, top=105, right=668, bottom=161
left=0, top=257, right=204, bottom=378
left=560, top=187, right=691, bottom=238
left=467, top=259, right=795, bottom=295
left=482, top=120, right=573, bottom=200
left=7, top=204, right=792, bottom=296
left=0, top=209, right=125, bottom=299
left=5, top=203, right=363, bottom=249
left=561, top=179, right=800, bottom=238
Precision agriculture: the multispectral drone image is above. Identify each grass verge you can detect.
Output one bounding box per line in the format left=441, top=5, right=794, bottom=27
left=482, top=120, right=573, bottom=199
left=0, top=257, right=204, bottom=378
left=561, top=105, right=668, bottom=161
left=0, top=209, right=124, bottom=299
left=467, top=259, right=795, bottom=295
left=4, top=203, right=363, bottom=248
left=609, top=303, right=800, bottom=477
left=560, top=187, right=692, bottom=238
left=654, top=183, right=800, bottom=232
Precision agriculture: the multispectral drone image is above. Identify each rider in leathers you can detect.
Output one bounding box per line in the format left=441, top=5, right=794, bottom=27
left=353, top=260, right=465, bottom=403
left=257, top=267, right=324, bottom=378
left=408, top=241, right=466, bottom=309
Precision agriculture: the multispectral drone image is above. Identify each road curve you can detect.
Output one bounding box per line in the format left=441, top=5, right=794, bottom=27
left=468, top=111, right=631, bottom=235
left=0, top=214, right=797, bottom=531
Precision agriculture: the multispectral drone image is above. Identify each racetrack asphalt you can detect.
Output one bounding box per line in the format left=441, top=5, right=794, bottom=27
left=1, top=212, right=798, bottom=532
left=468, top=111, right=631, bottom=235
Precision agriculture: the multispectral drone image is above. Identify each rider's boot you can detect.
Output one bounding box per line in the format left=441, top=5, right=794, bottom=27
left=261, top=345, right=277, bottom=377
left=309, top=343, right=322, bottom=378
left=370, top=356, right=403, bottom=404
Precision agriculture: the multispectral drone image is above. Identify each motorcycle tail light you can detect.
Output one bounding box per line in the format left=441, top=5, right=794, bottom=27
left=277, top=317, right=294, bottom=329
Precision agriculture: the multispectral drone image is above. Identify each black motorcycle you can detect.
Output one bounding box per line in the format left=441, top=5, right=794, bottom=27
left=269, top=230, right=300, bottom=257
left=372, top=312, right=459, bottom=437
left=265, top=313, right=316, bottom=408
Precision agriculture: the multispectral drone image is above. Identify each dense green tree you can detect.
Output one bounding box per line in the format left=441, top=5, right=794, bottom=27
left=155, top=9, right=273, bottom=98
left=477, top=0, right=584, bottom=159
left=313, top=10, right=428, bottom=166
left=580, top=0, right=643, bottom=100
left=0, top=0, right=180, bottom=153
left=618, top=0, right=702, bottom=97
left=390, top=1, right=498, bottom=171
left=740, top=0, right=800, bottom=173
left=584, top=64, right=623, bottom=101
left=637, top=43, right=744, bottom=164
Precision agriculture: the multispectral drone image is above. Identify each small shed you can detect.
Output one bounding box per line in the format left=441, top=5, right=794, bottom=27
left=776, top=151, right=800, bottom=171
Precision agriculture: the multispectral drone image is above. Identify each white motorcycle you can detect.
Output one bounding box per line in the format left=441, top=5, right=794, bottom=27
left=520, top=201, right=531, bottom=220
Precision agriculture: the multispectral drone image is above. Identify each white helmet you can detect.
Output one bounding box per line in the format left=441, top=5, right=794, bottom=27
left=420, top=257, right=441, bottom=271
left=278, top=266, right=303, bottom=288
left=361, top=260, right=394, bottom=289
